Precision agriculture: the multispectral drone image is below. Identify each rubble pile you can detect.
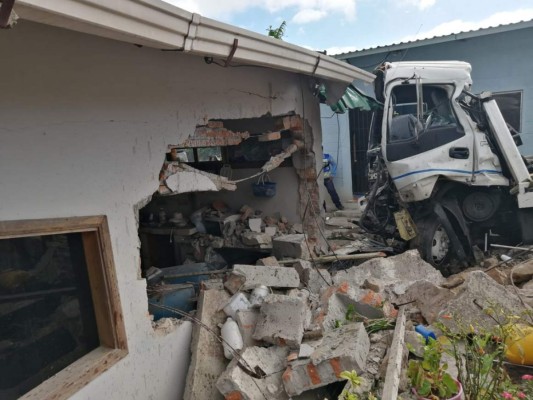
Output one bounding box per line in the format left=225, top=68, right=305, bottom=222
left=183, top=248, right=533, bottom=399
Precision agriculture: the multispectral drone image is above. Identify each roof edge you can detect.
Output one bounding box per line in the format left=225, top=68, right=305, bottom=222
left=14, top=0, right=374, bottom=84
left=336, top=19, right=533, bottom=59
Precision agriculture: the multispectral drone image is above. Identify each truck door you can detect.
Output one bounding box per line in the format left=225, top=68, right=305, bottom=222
left=385, top=83, right=466, bottom=162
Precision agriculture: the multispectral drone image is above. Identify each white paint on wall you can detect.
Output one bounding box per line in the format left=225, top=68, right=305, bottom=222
left=320, top=104, right=353, bottom=207
left=0, top=20, right=324, bottom=399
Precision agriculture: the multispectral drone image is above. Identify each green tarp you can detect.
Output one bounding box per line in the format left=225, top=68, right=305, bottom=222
left=320, top=84, right=383, bottom=113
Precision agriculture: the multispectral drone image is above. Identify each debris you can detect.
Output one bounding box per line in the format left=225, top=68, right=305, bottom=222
left=282, top=323, right=370, bottom=396
left=292, top=259, right=332, bottom=294
left=256, top=256, right=280, bottom=266
left=184, top=289, right=230, bottom=400
left=253, top=294, right=307, bottom=347
left=273, top=234, right=311, bottom=260
left=249, top=218, right=262, bottom=233
left=235, top=309, right=261, bottom=348
left=333, top=250, right=444, bottom=293
left=221, top=292, right=251, bottom=319
left=216, top=346, right=290, bottom=400
left=221, top=317, right=244, bottom=359
left=511, top=259, right=533, bottom=283
left=224, top=264, right=300, bottom=294
left=241, top=231, right=273, bottom=246
left=382, top=306, right=407, bottom=400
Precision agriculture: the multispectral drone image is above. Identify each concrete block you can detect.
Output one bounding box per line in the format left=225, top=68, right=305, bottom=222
left=235, top=309, right=261, bottom=348
left=241, top=231, right=272, bottom=246
left=273, top=234, right=310, bottom=260
left=224, top=265, right=300, bottom=294
left=333, top=250, right=444, bottom=290
left=282, top=323, right=369, bottom=396
left=253, top=294, right=307, bottom=347
left=440, top=271, right=529, bottom=332
left=184, top=289, right=230, bottom=400
left=256, top=256, right=280, bottom=266
left=394, top=280, right=454, bottom=324
left=217, top=346, right=290, bottom=400
left=511, top=260, right=533, bottom=283
left=293, top=259, right=332, bottom=294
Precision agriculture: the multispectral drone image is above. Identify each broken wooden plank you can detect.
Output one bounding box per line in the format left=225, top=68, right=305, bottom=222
left=277, top=252, right=386, bottom=265
left=382, top=306, right=407, bottom=400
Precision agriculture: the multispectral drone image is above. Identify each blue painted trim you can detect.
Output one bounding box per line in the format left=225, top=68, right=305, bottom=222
left=392, top=168, right=503, bottom=181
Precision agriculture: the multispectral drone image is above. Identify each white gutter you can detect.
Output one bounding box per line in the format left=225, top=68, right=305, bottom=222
left=14, top=0, right=375, bottom=84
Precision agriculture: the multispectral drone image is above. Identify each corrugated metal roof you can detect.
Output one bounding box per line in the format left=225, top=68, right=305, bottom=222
left=335, top=18, right=533, bottom=59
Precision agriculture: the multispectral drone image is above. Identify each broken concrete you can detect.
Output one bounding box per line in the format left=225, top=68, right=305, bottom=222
left=256, top=256, right=280, bottom=266
left=293, top=259, right=332, bottom=294
left=253, top=294, right=307, bottom=347
left=235, top=309, right=261, bottom=348
left=439, top=271, right=530, bottom=331
left=216, top=346, right=289, bottom=400
left=241, top=231, right=272, bottom=246
left=184, top=289, right=230, bottom=400
left=282, top=323, right=370, bottom=396
left=511, top=260, right=533, bottom=283
left=224, top=264, right=300, bottom=294
left=273, top=234, right=311, bottom=260
left=333, top=250, right=444, bottom=292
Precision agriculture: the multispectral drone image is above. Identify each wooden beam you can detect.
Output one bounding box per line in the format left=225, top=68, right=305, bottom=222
left=382, top=306, right=407, bottom=400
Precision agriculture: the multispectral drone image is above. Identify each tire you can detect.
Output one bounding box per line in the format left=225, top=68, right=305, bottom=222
left=410, top=215, right=453, bottom=274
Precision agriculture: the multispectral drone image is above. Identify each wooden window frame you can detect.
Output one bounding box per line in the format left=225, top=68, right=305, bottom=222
left=0, top=215, right=128, bottom=400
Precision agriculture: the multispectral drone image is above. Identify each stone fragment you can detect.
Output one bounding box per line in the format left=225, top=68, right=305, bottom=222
left=241, top=231, right=272, bottom=246
left=394, top=280, right=454, bottom=324
left=333, top=250, right=444, bottom=290
left=293, top=259, right=332, bottom=294
left=258, top=131, right=282, bottom=142
left=273, top=234, right=311, bottom=260
left=440, top=271, right=530, bottom=331
left=249, top=218, right=262, bottom=233
left=253, top=294, right=307, bottom=347
left=184, top=289, right=230, bottom=400
left=512, top=260, right=533, bottom=283
left=224, top=265, right=300, bottom=294
left=216, top=346, right=289, bottom=400
left=404, top=331, right=425, bottom=358
left=235, top=309, right=261, bottom=348
left=486, top=268, right=508, bottom=285
left=256, top=256, right=280, bottom=266
left=441, top=274, right=465, bottom=289
left=282, top=323, right=370, bottom=396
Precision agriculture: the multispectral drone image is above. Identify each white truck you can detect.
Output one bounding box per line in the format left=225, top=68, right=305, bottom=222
left=360, top=61, right=533, bottom=273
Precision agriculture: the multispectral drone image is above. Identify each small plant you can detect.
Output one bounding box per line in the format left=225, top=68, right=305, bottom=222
left=338, top=370, right=378, bottom=400
left=408, top=337, right=459, bottom=399
left=267, top=21, right=286, bottom=39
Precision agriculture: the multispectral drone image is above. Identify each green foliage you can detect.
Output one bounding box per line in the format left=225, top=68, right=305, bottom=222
left=407, top=338, right=459, bottom=399
left=267, top=21, right=286, bottom=39
left=338, top=370, right=378, bottom=400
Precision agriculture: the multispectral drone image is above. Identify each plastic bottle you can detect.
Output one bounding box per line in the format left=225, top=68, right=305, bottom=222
left=222, top=292, right=251, bottom=318
left=415, top=324, right=437, bottom=343
left=220, top=317, right=243, bottom=359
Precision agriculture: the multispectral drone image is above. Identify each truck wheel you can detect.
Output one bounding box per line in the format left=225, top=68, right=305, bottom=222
left=411, top=216, right=451, bottom=271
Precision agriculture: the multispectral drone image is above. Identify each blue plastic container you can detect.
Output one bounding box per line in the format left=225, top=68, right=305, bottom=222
left=252, top=181, right=276, bottom=197
left=148, top=283, right=195, bottom=320
left=415, top=324, right=437, bottom=343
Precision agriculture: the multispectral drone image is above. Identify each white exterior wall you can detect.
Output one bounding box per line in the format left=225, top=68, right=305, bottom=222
left=320, top=104, right=353, bottom=206
left=0, top=21, right=324, bottom=399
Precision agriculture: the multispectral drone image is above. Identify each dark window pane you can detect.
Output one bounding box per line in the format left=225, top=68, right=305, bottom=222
left=0, top=233, right=99, bottom=399
left=197, top=147, right=222, bottom=162
left=493, top=91, right=522, bottom=131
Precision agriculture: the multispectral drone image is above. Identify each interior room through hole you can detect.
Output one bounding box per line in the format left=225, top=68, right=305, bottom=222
left=139, top=113, right=315, bottom=320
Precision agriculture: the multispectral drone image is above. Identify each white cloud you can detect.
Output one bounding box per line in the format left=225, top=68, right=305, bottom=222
left=402, top=8, right=533, bottom=42
left=399, top=0, right=436, bottom=10
left=292, top=9, right=327, bottom=24
left=324, top=45, right=359, bottom=55
left=162, top=0, right=356, bottom=24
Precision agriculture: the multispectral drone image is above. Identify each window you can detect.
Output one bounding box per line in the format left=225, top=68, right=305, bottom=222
left=387, top=84, right=464, bottom=162
left=493, top=90, right=522, bottom=132
left=0, top=216, right=127, bottom=400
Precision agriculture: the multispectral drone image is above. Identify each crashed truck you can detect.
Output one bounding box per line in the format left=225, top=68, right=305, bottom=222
left=357, top=61, right=533, bottom=273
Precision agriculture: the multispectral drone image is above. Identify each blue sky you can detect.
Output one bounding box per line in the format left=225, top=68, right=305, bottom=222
left=163, top=0, right=533, bottom=55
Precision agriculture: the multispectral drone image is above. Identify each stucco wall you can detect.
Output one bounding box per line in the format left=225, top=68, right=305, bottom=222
left=0, top=20, right=323, bottom=399
left=343, top=26, right=533, bottom=153
left=320, top=104, right=353, bottom=204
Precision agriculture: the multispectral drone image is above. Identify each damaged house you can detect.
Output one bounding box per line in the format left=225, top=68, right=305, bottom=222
left=0, top=1, right=373, bottom=399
